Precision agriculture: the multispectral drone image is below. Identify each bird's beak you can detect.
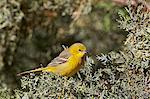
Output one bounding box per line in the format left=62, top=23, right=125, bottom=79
left=84, top=50, right=88, bottom=54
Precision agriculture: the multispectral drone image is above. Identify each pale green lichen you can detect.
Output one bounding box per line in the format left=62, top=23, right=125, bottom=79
left=15, top=2, right=150, bottom=99
left=0, top=0, right=149, bottom=99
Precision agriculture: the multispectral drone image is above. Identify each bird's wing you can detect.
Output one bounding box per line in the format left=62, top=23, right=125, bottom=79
left=47, top=49, right=71, bottom=66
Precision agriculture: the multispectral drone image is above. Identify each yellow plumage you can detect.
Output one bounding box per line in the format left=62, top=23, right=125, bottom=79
left=17, top=43, right=87, bottom=77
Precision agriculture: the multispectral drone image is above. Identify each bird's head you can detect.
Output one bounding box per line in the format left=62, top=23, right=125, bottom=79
left=69, top=43, right=87, bottom=57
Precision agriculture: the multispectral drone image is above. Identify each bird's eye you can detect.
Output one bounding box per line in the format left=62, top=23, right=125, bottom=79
left=79, top=49, right=82, bottom=51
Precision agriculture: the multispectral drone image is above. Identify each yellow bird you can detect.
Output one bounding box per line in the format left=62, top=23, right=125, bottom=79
left=17, top=43, right=87, bottom=77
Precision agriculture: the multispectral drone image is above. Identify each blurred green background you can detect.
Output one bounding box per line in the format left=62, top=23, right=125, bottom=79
left=0, top=0, right=149, bottom=90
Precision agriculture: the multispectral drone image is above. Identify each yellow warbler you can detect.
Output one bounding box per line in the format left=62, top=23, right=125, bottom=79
left=17, top=43, right=87, bottom=77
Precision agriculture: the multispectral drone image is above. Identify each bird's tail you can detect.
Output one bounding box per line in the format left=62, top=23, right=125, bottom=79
left=17, top=67, right=44, bottom=76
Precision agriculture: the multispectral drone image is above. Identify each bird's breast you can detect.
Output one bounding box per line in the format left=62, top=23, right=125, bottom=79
left=63, top=55, right=82, bottom=76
